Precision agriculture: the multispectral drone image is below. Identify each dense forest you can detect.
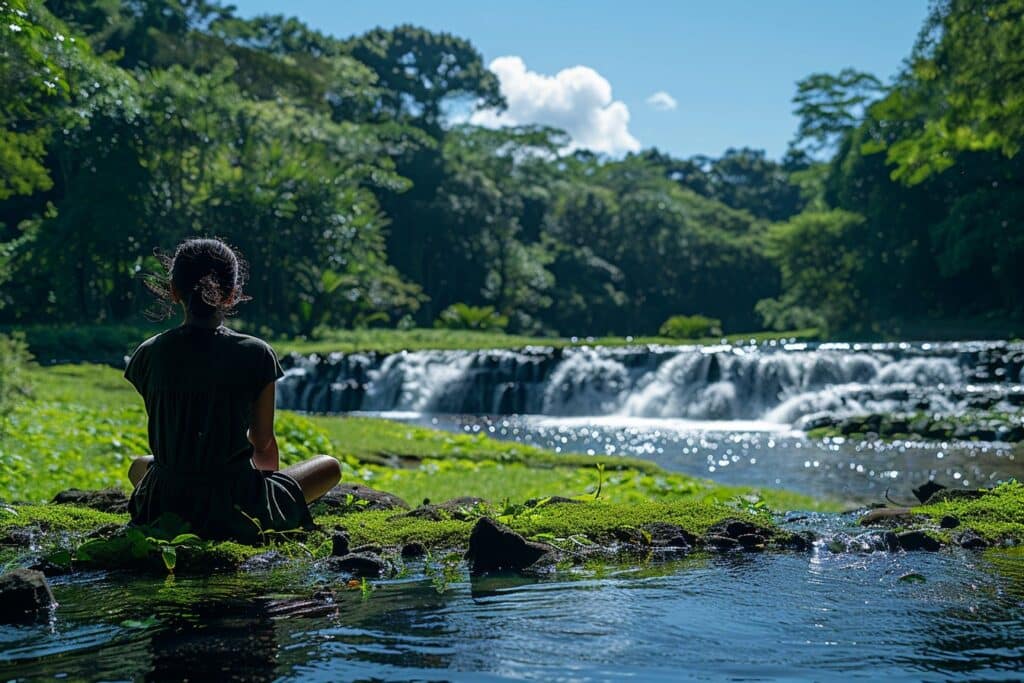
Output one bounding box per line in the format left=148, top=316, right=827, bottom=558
left=0, top=0, right=1021, bottom=339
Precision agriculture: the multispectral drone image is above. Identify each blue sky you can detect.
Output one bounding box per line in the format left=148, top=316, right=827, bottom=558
left=230, top=0, right=930, bottom=160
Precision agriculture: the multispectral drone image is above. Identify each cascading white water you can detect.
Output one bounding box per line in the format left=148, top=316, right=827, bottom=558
left=277, top=342, right=1020, bottom=426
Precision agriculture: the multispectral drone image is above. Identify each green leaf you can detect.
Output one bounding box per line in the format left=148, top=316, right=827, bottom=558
left=161, top=545, right=177, bottom=572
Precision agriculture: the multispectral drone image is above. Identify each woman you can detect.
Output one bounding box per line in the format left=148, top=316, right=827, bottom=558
left=125, top=238, right=340, bottom=543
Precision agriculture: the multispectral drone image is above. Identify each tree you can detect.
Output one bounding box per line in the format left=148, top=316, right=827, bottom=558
left=345, top=25, right=504, bottom=134
left=791, top=68, right=884, bottom=155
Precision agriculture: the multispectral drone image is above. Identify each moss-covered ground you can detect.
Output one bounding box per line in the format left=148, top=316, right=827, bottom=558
left=7, top=361, right=1024, bottom=579
left=2, top=363, right=835, bottom=514
left=917, top=481, right=1024, bottom=544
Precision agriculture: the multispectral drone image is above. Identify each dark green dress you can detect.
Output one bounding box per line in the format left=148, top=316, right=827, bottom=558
left=124, top=323, right=314, bottom=544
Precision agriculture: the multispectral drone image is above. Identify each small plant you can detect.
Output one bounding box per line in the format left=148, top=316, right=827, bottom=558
left=424, top=551, right=463, bottom=594
left=434, top=303, right=509, bottom=332
left=658, top=314, right=723, bottom=340
left=594, top=462, right=606, bottom=500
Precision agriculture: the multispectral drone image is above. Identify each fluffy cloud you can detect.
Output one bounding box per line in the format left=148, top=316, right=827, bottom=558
left=471, top=56, right=640, bottom=155
left=646, top=91, right=678, bottom=111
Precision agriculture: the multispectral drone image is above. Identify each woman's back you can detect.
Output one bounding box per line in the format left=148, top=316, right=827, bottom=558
left=126, top=324, right=282, bottom=473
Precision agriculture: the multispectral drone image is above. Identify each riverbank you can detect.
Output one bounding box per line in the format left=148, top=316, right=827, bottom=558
left=5, top=323, right=818, bottom=365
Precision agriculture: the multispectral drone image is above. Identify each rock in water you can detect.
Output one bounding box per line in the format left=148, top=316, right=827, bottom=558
left=331, top=531, right=350, bottom=557
left=51, top=488, right=129, bottom=513
left=465, top=517, right=557, bottom=574
left=896, top=531, right=943, bottom=552
left=315, top=484, right=410, bottom=512
left=0, top=569, right=55, bottom=622
left=325, top=553, right=388, bottom=578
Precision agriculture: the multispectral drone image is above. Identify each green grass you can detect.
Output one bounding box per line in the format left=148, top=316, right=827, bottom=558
left=2, top=364, right=838, bottom=513
left=5, top=322, right=819, bottom=363
left=917, top=481, right=1024, bottom=543
left=275, top=327, right=820, bottom=356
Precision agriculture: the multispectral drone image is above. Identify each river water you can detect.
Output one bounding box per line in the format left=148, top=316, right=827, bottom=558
left=5, top=342, right=1024, bottom=680
left=3, top=533, right=1023, bottom=681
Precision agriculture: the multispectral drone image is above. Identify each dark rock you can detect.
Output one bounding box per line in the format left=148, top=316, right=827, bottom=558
left=706, top=519, right=764, bottom=540
left=523, top=496, right=582, bottom=508
left=737, top=534, right=766, bottom=551
left=315, top=484, right=410, bottom=512
left=939, top=515, right=960, bottom=529
left=51, top=488, right=129, bottom=514
left=325, top=552, right=388, bottom=578
left=896, top=531, right=942, bottom=552
left=802, top=414, right=836, bottom=431
left=0, top=569, right=55, bottom=622
left=403, top=497, right=488, bottom=522
left=330, top=531, right=350, bottom=557
left=912, top=481, right=946, bottom=504
left=858, top=507, right=916, bottom=526
left=954, top=529, right=989, bottom=550
left=350, top=544, right=383, bottom=555
left=643, top=522, right=696, bottom=549
left=401, top=542, right=426, bottom=558
left=839, top=418, right=864, bottom=435
left=782, top=531, right=818, bottom=551
left=704, top=534, right=739, bottom=550
left=0, top=527, right=35, bottom=547
left=465, top=517, right=557, bottom=574
left=240, top=551, right=289, bottom=572
left=86, top=523, right=127, bottom=539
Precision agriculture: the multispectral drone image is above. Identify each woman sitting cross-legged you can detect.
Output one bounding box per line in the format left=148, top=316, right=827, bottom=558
left=125, top=237, right=341, bottom=544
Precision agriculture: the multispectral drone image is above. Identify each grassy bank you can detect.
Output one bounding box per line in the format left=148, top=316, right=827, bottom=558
left=1, top=363, right=835, bottom=514
left=6, top=323, right=819, bottom=365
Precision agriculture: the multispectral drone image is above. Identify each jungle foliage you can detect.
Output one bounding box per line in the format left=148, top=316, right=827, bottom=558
left=0, top=0, right=1020, bottom=339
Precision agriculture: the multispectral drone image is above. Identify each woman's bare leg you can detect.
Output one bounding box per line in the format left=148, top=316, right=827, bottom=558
left=128, top=456, right=154, bottom=488
left=280, top=455, right=341, bottom=504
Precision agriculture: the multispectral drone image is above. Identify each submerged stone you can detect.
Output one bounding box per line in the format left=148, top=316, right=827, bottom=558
left=325, top=552, right=388, bottom=578
left=896, top=530, right=943, bottom=552
left=51, top=488, right=129, bottom=514
left=0, top=569, right=55, bottom=622
left=465, top=517, right=557, bottom=574
left=954, top=529, right=989, bottom=550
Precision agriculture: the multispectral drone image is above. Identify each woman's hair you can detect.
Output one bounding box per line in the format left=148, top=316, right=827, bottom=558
left=144, top=238, right=251, bottom=320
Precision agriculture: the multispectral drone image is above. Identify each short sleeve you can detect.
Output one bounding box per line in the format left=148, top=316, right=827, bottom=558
left=254, top=343, right=285, bottom=398
left=124, top=343, right=149, bottom=395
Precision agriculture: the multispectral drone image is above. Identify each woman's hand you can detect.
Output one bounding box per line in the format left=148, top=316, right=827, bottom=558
left=248, top=381, right=280, bottom=471
left=252, top=435, right=280, bottom=472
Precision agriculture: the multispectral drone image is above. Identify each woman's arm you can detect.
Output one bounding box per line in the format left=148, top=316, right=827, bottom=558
left=249, top=381, right=280, bottom=471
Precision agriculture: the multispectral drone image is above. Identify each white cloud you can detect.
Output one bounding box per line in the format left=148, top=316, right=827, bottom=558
left=471, top=56, right=640, bottom=155
left=646, top=91, right=678, bottom=112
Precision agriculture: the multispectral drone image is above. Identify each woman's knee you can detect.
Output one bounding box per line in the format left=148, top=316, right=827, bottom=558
left=128, top=456, right=153, bottom=487
left=318, top=455, right=342, bottom=484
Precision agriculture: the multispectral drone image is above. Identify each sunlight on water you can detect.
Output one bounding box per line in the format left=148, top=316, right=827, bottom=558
left=3, top=537, right=1023, bottom=682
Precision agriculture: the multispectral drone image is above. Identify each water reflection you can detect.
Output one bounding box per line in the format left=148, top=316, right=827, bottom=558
left=2, top=538, right=1023, bottom=680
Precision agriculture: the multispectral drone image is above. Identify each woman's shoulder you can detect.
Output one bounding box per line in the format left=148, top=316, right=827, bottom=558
left=218, top=327, right=278, bottom=356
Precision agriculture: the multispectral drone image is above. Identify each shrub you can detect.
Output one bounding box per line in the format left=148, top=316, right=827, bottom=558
left=658, top=314, right=723, bottom=340
left=434, top=303, right=509, bottom=332
left=0, top=333, right=33, bottom=431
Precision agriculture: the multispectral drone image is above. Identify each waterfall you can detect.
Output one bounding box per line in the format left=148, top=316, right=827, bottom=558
left=277, top=341, right=1024, bottom=427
